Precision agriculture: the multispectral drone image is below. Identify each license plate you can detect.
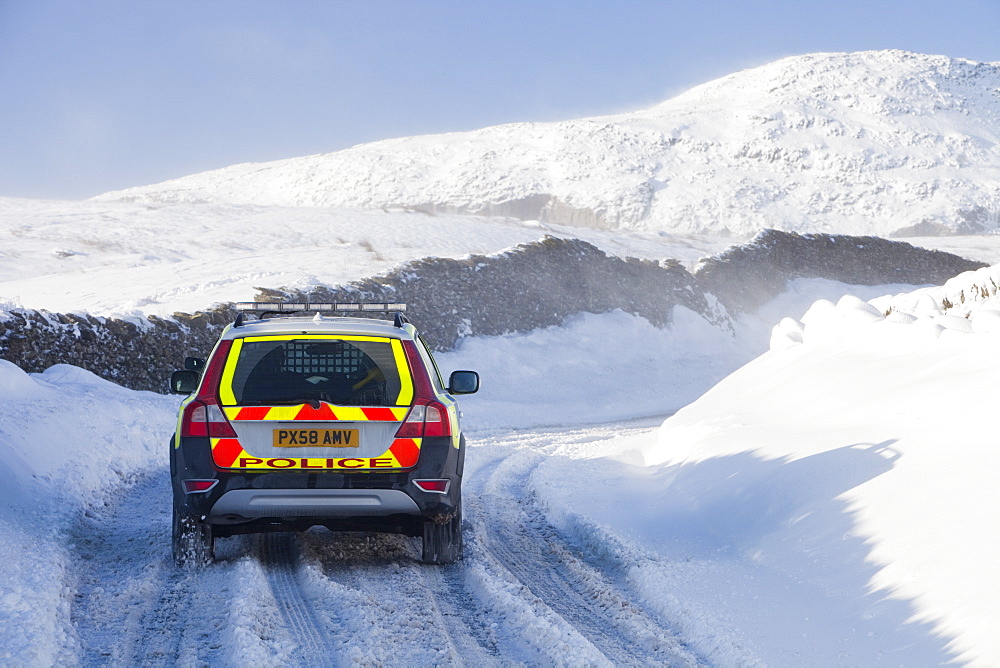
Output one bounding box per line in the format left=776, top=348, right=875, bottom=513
left=273, top=428, right=359, bottom=448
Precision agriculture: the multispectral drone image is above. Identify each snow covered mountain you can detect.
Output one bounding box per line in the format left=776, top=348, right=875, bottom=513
left=96, top=50, right=1000, bottom=238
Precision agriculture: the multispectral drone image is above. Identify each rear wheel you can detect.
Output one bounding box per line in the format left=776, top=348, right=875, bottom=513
left=172, top=503, right=214, bottom=566
left=421, top=503, right=463, bottom=565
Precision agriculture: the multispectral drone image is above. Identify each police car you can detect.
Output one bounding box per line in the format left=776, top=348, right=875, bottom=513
left=169, top=303, right=479, bottom=565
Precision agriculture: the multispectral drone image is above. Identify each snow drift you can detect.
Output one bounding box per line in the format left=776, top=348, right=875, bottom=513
left=0, top=363, right=175, bottom=664
left=619, top=270, right=1000, bottom=665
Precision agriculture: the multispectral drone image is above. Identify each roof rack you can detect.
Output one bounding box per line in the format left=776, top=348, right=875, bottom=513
left=232, top=302, right=409, bottom=328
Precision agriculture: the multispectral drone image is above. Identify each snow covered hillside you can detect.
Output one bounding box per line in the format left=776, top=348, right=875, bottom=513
left=96, top=50, right=1000, bottom=237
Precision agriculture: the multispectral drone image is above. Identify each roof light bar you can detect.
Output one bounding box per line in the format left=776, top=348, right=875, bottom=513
left=235, top=302, right=407, bottom=313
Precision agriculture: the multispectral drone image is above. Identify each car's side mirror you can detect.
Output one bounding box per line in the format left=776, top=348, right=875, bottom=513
left=448, top=370, right=480, bottom=395
left=185, top=357, right=206, bottom=371
left=170, top=370, right=200, bottom=395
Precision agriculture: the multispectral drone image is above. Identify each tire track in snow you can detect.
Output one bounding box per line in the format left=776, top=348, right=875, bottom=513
left=70, top=470, right=293, bottom=666
left=300, top=531, right=476, bottom=666
left=66, top=420, right=696, bottom=665
left=256, top=532, right=338, bottom=666
left=68, top=471, right=212, bottom=666
left=312, top=527, right=506, bottom=664
left=470, top=443, right=702, bottom=666
left=130, top=567, right=192, bottom=666
left=475, top=493, right=699, bottom=666
left=418, top=559, right=506, bottom=664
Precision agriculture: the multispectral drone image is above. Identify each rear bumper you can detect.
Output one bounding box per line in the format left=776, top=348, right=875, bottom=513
left=208, top=489, right=421, bottom=524
left=172, top=433, right=465, bottom=527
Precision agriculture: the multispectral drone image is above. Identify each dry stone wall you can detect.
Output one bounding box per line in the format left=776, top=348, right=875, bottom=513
left=0, top=308, right=234, bottom=392
left=260, top=237, right=731, bottom=351
left=694, top=229, right=988, bottom=313
left=0, top=232, right=988, bottom=393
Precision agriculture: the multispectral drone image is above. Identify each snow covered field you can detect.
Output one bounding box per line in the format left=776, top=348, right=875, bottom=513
left=3, top=194, right=999, bottom=319
left=0, top=196, right=731, bottom=318
left=3, top=190, right=1000, bottom=664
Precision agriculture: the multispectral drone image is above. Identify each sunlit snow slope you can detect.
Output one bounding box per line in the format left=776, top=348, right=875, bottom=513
left=97, top=50, right=1000, bottom=237
left=621, top=270, right=1000, bottom=665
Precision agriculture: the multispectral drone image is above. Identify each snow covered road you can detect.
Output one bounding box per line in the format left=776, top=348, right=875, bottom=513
left=59, top=419, right=703, bottom=667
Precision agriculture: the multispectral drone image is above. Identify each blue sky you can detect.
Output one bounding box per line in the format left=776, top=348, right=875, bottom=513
left=2, top=0, right=999, bottom=200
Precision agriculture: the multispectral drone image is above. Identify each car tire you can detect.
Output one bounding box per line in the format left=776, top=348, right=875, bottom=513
left=172, top=504, right=214, bottom=566
left=421, top=503, right=463, bottom=565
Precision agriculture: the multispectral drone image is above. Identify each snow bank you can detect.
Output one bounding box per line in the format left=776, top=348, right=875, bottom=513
left=505, top=270, right=1000, bottom=665
left=876, top=263, right=1000, bottom=320
left=0, top=362, right=177, bottom=664
left=743, top=276, right=929, bottom=352
left=534, top=277, right=1000, bottom=665
left=438, top=279, right=932, bottom=431
left=439, top=307, right=752, bottom=429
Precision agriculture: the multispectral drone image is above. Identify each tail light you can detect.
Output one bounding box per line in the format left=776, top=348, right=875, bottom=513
left=181, top=399, right=237, bottom=438
left=394, top=340, right=452, bottom=439
left=180, top=340, right=237, bottom=438
left=395, top=399, right=451, bottom=438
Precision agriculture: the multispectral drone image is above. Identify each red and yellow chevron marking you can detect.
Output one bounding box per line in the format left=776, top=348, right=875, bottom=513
left=212, top=403, right=418, bottom=470
left=210, top=436, right=422, bottom=470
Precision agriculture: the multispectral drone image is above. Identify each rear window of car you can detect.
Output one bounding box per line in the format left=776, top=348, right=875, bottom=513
left=219, top=336, right=413, bottom=407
